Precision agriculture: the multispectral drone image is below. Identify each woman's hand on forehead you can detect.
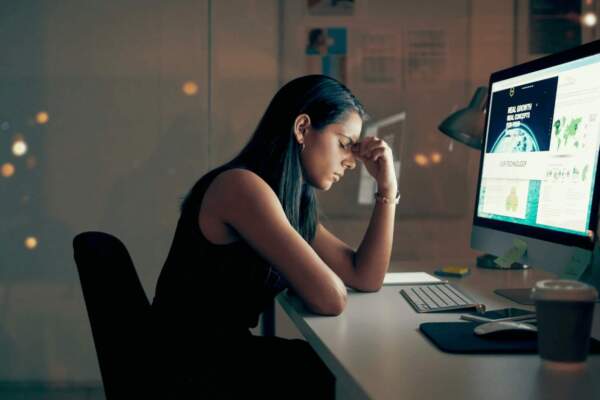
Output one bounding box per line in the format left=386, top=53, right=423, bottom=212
left=351, top=137, right=397, bottom=195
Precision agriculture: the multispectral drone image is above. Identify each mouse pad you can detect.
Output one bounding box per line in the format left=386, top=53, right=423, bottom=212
left=420, top=322, right=600, bottom=354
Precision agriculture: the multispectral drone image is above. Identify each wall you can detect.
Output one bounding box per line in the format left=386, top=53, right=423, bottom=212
left=0, top=0, right=278, bottom=386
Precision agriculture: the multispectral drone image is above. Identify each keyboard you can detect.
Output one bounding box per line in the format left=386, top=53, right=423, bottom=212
left=400, top=283, right=479, bottom=313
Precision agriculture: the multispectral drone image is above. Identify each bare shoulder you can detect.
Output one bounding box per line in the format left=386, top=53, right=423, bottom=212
left=199, top=168, right=280, bottom=244
left=203, top=168, right=283, bottom=223
left=210, top=168, right=276, bottom=202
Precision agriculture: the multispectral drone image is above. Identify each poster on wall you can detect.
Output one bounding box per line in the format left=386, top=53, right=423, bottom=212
left=404, top=29, right=447, bottom=84
left=307, top=0, right=355, bottom=16
left=360, top=32, right=399, bottom=86
left=305, top=27, right=347, bottom=83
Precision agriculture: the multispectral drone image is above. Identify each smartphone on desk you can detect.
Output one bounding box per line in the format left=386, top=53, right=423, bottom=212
left=460, top=307, right=535, bottom=323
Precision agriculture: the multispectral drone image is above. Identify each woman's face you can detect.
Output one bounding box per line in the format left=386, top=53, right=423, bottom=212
left=299, top=111, right=362, bottom=190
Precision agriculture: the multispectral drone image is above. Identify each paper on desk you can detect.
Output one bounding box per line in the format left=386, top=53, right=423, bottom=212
left=383, top=272, right=443, bottom=285
left=494, top=238, right=527, bottom=269
left=560, top=248, right=591, bottom=280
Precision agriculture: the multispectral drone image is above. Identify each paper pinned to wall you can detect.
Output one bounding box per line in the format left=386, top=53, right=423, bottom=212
left=306, top=27, right=347, bottom=83
left=404, top=29, right=447, bottom=83
left=307, top=0, right=355, bottom=16
left=360, top=32, right=400, bottom=85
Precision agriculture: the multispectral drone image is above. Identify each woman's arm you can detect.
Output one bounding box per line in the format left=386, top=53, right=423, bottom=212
left=312, top=137, right=397, bottom=292
left=206, top=168, right=348, bottom=315
left=353, top=192, right=396, bottom=290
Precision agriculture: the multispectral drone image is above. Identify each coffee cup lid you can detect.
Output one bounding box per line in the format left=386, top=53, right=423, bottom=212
left=531, top=279, right=598, bottom=302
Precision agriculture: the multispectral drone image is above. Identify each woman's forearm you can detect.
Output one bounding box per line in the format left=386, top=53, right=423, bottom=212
left=353, top=192, right=396, bottom=291
left=349, top=136, right=397, bottom=291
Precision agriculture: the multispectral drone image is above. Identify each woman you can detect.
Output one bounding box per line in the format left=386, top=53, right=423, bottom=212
left=152, top=75, right=397, bottom=398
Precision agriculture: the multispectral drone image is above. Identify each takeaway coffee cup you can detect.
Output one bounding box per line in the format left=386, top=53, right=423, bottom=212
left=531, top=280, right=598, bottom=367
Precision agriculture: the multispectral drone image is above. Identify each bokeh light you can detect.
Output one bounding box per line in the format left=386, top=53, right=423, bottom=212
left=582, top=12, right=597, bottom=27
left=431, top=152, right=442, bottom=164
left=24, top=236, right=38, bottom=250
left=12, top=139, right=28, bottom=156
left=1, top=162, right=15, bottom=177
left=414, top=153, right=429, bottom=167
left=26, top=156, right=37, bottom=169
left=182, top=81, right=199, bottom=96
left=35, top=111, right=49, bottom=124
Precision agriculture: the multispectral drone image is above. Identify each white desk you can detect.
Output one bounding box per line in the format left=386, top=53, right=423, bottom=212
left=277, top=262, right=600, bottom=400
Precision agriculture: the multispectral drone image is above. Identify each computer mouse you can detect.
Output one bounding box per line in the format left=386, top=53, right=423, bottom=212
left=473, top=321, right=538, bottom=339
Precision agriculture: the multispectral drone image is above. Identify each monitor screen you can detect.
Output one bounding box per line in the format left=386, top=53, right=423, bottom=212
left=472, top=40, right=600, bottom=274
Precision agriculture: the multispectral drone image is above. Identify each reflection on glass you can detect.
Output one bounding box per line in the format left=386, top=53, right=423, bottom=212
left=182, top=81, right=199, bottom=96
left=582, top=12, right=597, bottom=27
left=35, top=111, right=49, bottom=124
left=414, top=153, right=429, bottom=167
left=26, top=156, right=37, bottom=169
left=1, top=162, right=15, bottom=177
left=24, top=236, right=38, bottom=250
left=12, top=139, right=28, bottom=156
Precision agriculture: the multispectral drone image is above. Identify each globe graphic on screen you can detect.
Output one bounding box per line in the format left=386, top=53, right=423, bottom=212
left=490, top=125, right=540, bottom=153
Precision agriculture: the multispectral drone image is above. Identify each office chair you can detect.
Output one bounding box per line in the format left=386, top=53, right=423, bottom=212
left=73, top=231, right=154, bottom=398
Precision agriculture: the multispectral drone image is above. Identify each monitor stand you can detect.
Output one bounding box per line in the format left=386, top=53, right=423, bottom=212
left=494, top=288, right=534, bottom=305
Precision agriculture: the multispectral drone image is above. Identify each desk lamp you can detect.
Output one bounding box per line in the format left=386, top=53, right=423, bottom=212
left=438, top=86, right=486, bottom=150
left=438, top=86, right=526, bottom=270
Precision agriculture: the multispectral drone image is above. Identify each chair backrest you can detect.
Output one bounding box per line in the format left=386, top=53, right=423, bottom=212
left=73, top=231, right=152, bottom=398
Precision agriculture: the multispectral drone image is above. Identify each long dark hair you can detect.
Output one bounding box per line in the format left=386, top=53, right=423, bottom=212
left=188, top=75, right=365, bottom=242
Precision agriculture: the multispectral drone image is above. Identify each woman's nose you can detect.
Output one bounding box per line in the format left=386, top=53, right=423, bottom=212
left=343, top=155, right=356, bottom=170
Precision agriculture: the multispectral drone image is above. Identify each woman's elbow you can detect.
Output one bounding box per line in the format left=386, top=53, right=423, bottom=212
left=357, top=283, right=383, bottom=293
left=352, top=277, right=384, bottom=293
left=331, top=292, right=348, bottom=315
left=312, top=291, right=347, bottom=316
left=322, top=295, right=347, bottom=316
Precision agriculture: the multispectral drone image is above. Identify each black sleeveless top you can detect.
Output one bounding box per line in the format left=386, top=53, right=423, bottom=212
left=152, top=167, right=289, bottom=343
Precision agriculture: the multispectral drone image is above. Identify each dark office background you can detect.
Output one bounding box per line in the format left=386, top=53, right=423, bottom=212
left=1, top=1, right=599, bottom=398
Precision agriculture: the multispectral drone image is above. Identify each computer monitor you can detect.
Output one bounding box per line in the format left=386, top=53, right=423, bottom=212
left=472, top=40, right=600, bottom=302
